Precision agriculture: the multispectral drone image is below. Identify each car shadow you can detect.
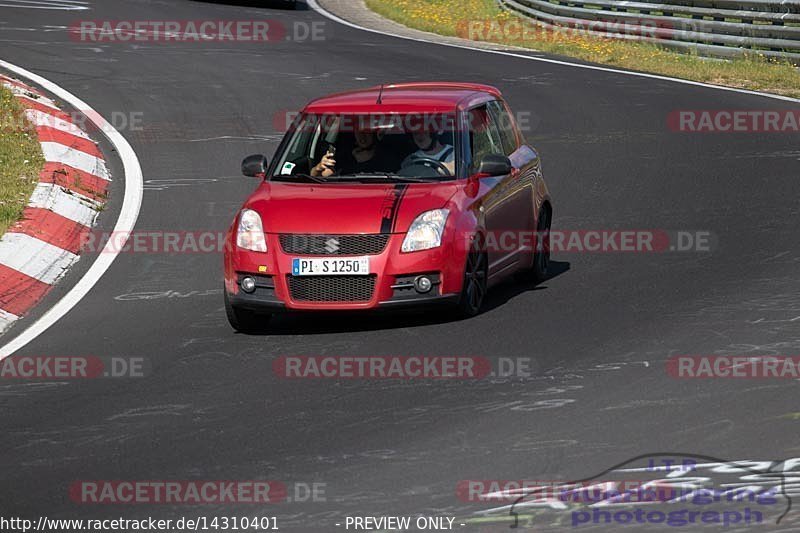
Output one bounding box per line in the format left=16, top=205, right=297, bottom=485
left=482, top=260, right=570, bottom=313
left=241, top=260, right=571, bottom=336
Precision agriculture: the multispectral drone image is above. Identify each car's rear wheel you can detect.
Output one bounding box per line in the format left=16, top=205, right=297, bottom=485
left=225, top=291, right=271, bottom=333
left=454, top=235, right=488, bottom=318
left=533, top=206, right=551, bottom=281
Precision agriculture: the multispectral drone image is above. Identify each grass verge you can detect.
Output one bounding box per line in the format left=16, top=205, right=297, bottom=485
left=0, top=83, right=44, bottom=238
left=365, top=0, right=800, bottom=99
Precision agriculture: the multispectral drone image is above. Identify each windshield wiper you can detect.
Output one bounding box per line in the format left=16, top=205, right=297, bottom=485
left=271, top=173, right=328, bottom=184
left=342, top=173, right=437, bottom=183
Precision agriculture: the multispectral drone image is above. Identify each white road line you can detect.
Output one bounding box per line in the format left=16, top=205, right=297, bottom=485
left=0, top=59, right=143, bottom=359
left=307, top=0, right=800, bottom=104
left=4, top=0, right=89, bottom=3
left=0, top=310, right=19, bottom=335
left=0, top=0, right=89, bottom=10
left=28, top=182, right=100, bottom=226
left=25, top=108, right=90, bottom=139
left=0, top=233, right=78, bottom=285
left=41, top=141, right=110, bottom=180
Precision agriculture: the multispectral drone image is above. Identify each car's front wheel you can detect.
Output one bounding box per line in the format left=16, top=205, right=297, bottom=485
left=454, top=235, right=488, bottom=318
left=225, top=291, right=271, bottom=333
left=533, top=206, right=551, bottom=281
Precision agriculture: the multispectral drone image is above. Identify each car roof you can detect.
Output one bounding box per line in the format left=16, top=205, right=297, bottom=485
left=303, top=82, right=503, bottom=115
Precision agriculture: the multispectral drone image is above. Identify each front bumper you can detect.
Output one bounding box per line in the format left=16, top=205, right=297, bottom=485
left=224, top=233, right=466, bottom=312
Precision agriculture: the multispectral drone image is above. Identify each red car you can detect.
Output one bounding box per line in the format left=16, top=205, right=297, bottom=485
left=223, top=82, right=552, bottom=332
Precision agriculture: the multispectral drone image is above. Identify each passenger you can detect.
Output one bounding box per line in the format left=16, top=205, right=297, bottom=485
left=401, top=126, right=456, bottom=175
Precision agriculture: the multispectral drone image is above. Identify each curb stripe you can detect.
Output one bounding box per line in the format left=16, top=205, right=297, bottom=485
left=1, top=82, right=57, bottom=107
left=25, top=108, right=90, bottom=139
left=0, top=233, right=79, bottom=285
left=9, top=207, right=88, bottom=255
left=36, top=126, right=102, bottom=158
left=0, top=265, right=52, bottom=317
left=15, top=92, right=60, bottom=111
left=0, top=75, right=46, bottom=97
left=0, top=309, right=19, bottom=335
left=0, top=73, right=110, bottom=338
left=40, top=162, right=109, bottom=200
left=28, top=182, right=100, bottom=226
left=0, top=59, right=143, bottom=358
left=41, top=141, right=110, bottom=179
left=19, top=98, right=73, bottom=121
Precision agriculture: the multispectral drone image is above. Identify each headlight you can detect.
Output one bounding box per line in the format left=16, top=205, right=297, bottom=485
left=236, top=209, right=267, bottom=252
left=401, top=209, right=450, bottom=252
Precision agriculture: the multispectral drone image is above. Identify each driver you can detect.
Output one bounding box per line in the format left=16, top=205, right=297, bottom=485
left=401, top=125, right=456, bottom=175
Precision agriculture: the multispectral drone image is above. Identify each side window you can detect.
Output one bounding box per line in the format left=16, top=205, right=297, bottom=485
left=488, top=100, right=518, bottom=156
left=467, top=105, right=504, bottom=173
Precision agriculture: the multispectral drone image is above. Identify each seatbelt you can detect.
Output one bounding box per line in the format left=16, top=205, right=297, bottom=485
left=437, top=146, right=454, bottom=162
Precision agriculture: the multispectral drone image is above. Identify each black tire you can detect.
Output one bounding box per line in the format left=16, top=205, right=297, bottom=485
left=533, top=206, right=551, bottom=282
left=225, top=291, right=271, bottom=333
left=454, top=235, right=488, bottom=318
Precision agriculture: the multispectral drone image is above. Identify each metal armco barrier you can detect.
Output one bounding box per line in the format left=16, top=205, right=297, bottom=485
left=499, top=0, right=800, bottom=63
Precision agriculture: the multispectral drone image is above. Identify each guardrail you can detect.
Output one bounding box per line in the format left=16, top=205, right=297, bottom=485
left=499, top=0, right=800, bottom=63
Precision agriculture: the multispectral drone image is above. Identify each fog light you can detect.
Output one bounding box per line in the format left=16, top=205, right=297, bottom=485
left=241, top=277, right=257, bottom=293
left=414, top=276, right=432, bottom=293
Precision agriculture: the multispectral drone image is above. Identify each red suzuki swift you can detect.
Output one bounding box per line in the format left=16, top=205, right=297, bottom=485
left=224, top=82, right=552, bottom=332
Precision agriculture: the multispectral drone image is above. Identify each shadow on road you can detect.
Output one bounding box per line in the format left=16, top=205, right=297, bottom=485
left=482, top=259, right=570, bottom=313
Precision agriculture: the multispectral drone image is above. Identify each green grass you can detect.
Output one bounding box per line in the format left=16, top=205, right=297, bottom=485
left=0, top=84, right=45, bottom=237
left=365, top=0, right=800, bottom=99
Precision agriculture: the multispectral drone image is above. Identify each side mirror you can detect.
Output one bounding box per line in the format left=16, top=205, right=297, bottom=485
left=242, top=154, right=269, bottom=178
left=477, top=154, right=512, bottom=176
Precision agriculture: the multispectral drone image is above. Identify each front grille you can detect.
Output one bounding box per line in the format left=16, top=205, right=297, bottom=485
left=279, top=234, right=390, bottom=256
left=287, top=275, right=376, bottom=302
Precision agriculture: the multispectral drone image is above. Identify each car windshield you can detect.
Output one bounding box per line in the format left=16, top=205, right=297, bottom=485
left=271, top=113, right=460, bottom=182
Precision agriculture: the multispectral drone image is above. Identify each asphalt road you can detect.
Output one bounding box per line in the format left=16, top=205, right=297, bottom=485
left=1, top=0, right=799, bottom=531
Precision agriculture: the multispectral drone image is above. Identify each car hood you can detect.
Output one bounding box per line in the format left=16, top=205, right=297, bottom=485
left=243, top=181, right=459, bottom=234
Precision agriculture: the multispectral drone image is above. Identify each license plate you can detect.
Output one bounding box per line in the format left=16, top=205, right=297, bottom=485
left=292, top=257, right=370, bottom=276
